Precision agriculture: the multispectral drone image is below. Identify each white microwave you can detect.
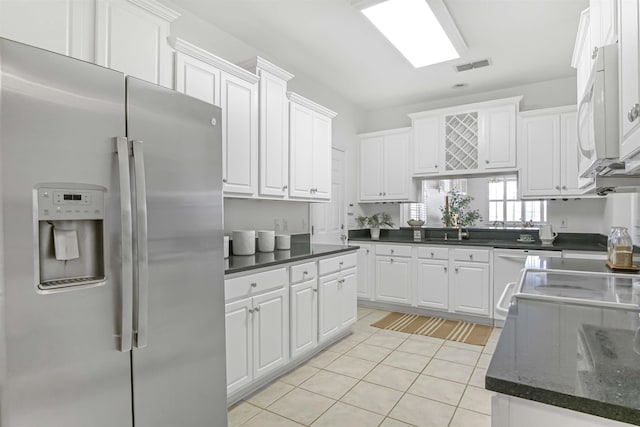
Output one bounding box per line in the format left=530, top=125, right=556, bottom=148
left=577, top=44, right=620, bottom=184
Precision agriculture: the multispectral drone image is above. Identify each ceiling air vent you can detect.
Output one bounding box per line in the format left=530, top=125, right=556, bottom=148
left=455, top=59, right=491, bottom=72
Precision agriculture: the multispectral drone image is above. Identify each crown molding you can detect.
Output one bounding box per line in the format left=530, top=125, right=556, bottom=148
left=287, top=92, right=337, bottom=118
left=237, top=56, right=294, bottom=81
left=128, top=0, right=181, bottom=22
left=168, top=37, right=259, bottom=84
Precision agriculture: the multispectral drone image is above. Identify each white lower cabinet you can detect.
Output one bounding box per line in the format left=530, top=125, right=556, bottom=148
left=318, top=267, right=357, bottom=343
left=290, top=279, right=318, bottom=359
left=375, top=255, right=412, bottom=304
left=225, top=287, right=288, bottom=395
left=356, top=243, right=375, bottom=300
left=416, top=259, right=449, bottom=310
left=452, top=261, right=490, bottom=316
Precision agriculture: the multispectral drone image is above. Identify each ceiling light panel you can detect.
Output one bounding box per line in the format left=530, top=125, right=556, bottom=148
left=361, top=0, right=460, bottom=68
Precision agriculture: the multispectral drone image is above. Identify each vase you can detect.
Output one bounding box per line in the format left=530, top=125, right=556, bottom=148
left=370, top=227, right=380, bottom=240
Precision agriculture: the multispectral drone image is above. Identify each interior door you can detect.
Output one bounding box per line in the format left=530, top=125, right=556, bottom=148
left=311, top=148, right=346, bottom=244
left=0, top=39, right=132, bottom=427
left=126, top=77, right=227, bottom=427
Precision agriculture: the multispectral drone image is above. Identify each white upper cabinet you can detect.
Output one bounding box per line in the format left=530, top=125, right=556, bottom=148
left=358, top=128, right=417, bottom=202
left=590, top=0, right=618, bottom=48
left=412, top=115, right=441, bottom=174
left=519, top=107, right=589, bottom=198
left=171, top=38, right=259, bottom=197
left=95, top=0, right=179, bottom=88
left=240, top=57, right=295, bottom=198
left=481, top=105, right=517, bottom=170
left=619, top=0, right=640, bottom=161
left=0, top=0, right=94, bottom=61
left=409, top=96, right=521, bottom=177
left=288, top=92, right=337, bottom=201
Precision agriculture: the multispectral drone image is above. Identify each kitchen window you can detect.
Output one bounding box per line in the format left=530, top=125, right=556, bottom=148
left=489, top=175, right=546, bottom=224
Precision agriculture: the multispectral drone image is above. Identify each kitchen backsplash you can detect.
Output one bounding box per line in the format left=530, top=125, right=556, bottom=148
left=224, top=198, right=309, bottom=234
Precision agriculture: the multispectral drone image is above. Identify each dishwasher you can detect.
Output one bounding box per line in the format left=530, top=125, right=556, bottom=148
left=492, top=249, right=561, bottom=325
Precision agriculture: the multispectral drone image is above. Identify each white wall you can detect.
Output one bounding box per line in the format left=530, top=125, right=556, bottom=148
left=166, top=1, right=367, bottom=236
left=360, top=76, right=577, bottom=132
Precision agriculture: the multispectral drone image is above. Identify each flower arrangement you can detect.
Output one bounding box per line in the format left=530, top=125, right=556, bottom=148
left=356, top=212, right=394, bottom=229
left=440, top=190, right=481, bottom=227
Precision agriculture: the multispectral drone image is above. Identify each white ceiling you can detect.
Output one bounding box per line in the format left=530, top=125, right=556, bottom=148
left=171, top=0, right=589, bottom=111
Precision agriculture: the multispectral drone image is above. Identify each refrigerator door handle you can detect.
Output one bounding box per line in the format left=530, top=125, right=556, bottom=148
left=116, top=137, right=134, bottom=352
left=132, top=140, right=149, bottom=349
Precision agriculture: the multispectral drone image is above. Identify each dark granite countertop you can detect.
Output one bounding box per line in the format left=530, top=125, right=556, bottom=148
left=486, top=257, right=640, bottom=425
left=349, top=228, right=611, bottom=252
left=225, top=243, right=359, bottom=275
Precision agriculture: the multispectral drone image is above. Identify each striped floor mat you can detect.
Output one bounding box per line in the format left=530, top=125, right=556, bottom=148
left=371, top=312, right=493, bottom=346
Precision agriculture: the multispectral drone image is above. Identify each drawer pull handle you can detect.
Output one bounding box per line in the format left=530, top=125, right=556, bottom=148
left=303, top=271, right=308, bottom=275
left=250, top=282, right=257, bottom=288
left=390, top=249, right=394, bottom=254
left=455, top=268, right=459, bottom=273
left=431, top=252, right=434, bottom=257
left=469, top=254, right=473, bottom=260
left=339, top=261, right=344, bottom=266
left=444, top=266, right=448, bottom=272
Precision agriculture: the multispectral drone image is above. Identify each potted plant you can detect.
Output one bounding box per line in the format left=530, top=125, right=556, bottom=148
left=356, top=212, right=394, bottom=240
left=440, top=190, right=481, bottom=227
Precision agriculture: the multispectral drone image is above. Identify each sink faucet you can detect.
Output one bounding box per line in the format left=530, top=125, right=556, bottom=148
left=458, top=227, right=469, bottom=241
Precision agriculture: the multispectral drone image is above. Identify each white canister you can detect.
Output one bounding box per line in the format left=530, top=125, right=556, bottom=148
left=224, top=235, right=229, bottom=259
left=258, top=230, right=275, bottom=252
left=275, top=234, right=291, bottom=250
left=232, top=230, right=255, bottom=255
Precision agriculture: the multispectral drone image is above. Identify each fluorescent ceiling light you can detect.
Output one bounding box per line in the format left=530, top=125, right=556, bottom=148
left=361, top=0, right=460, bottom=68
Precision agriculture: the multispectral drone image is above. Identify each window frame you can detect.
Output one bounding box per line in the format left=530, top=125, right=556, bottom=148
left=488, top=175, right=547, bottom=225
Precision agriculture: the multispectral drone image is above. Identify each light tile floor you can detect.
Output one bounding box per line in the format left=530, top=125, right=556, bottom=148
left=228, top=306, right=502, bottom=427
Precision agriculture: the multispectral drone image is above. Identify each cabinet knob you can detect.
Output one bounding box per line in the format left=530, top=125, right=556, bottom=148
left=435, top=164, right=438, bottom=168
left=283, top=185, right=288, bottom=191
left=562, top=185, right=567, bottom=190
left=444, top=266, right=448, bottom=272
left=303, top=271, right=308, bottom=275
left=455, top=268, right=459, bottom=273
left=485, top=160, right=489, bottom=164
left=383, top=192, right=386, bottom=196
left=431, top=252, right=434, bottom=257
left=222, top=178, right=227, bottom=183
left=379, top=192, right=383, bottom=196
left=248, top=308, right=254, bottom=314
left=628, top=104, right=640, bottom=123
left=250, top=282, right=257, bottom=288
left=254, top=306, right=260, bottom=312
left=366, top=249, right=370, bottom=254
left=390, top=249, right=394, bottom=254
left=313, top=288, right=318, bottom=293
left=469, top=254, right=473, bottom=260
left=339, top=261, right=344, bottom=266
left=555, top=185, right=560, bottom=190
left=390, top=258, right=394, bottom=263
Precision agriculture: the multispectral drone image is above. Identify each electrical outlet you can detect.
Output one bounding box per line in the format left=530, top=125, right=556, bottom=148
left=560, top=218, right=568, bottom=228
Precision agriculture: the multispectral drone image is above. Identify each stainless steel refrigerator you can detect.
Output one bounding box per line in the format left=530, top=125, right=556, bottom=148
left=0, top=38, right=227, bottom=426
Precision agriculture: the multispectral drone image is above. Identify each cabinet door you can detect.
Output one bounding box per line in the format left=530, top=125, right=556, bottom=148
left=312, top=112, right=332, bottom=200
left=225, top=298, right=253, bottom=394
left=481, top=106, right=516, bottom=170
left=590, top=0, right=617, bottom=47
left=357, top=245, right=373, bottom=299
left=174, top=53, right=220, bottom=106
left=452, top=262, right=490, bottom=316
left=221, top=72, right=258, bottom=196
left=318, top=274, right=341, bottom=342
left=412, top=116, right=441, bottom=174
left=289, top=102, right=315, bottom=198
left=375, top=256, right=412, bottom=304
left=259, top=71, right=289, bottom=197
left=359, top=136, right=384, bottom=200
left=0, top=0, right=93, bottom=61
left=253, top=287, right=288, bottom=380
left=340, top=269, right=358, bottom=328
left=290, top=280, right=318, bottom=359
left=95, top=0, right=175, bottom=87
left=619, top=0, right=640, bottom=160
left=416, top=259, right=449, bottom=310
left=520, top=115, right=561, bottom=197
left=383, top=132, right=410, bottom=199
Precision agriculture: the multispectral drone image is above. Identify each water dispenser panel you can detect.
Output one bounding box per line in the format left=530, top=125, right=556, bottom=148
left=38, top=187, right=104, bottom=221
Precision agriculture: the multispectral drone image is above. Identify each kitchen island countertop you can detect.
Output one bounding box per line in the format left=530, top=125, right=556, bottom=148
left=486, top=257, right=640, bottom=425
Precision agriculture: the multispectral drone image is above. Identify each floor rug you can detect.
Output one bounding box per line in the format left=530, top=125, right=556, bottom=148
left=371, top=312, right=493, bottom=346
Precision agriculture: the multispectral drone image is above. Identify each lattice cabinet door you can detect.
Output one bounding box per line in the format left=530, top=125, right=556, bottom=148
left=445, top=112, right=479, bottom=171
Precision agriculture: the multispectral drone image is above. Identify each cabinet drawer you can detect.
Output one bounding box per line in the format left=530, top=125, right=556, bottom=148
left=225, top=267, right=287, bottom=301
left=453, top=248, right=490, bottom=263
left=290, top=261, right=317, bottom=284
left=375, top=244, right=412, bottom=257
left=418, top=247, right=449, bottom=260
left=319, top=252, right=357, bottom=276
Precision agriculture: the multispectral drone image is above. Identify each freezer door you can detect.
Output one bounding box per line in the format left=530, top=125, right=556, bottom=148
left=0, top=39, right=133, bottom=426
left=126, top=77, right=227, bottom=426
